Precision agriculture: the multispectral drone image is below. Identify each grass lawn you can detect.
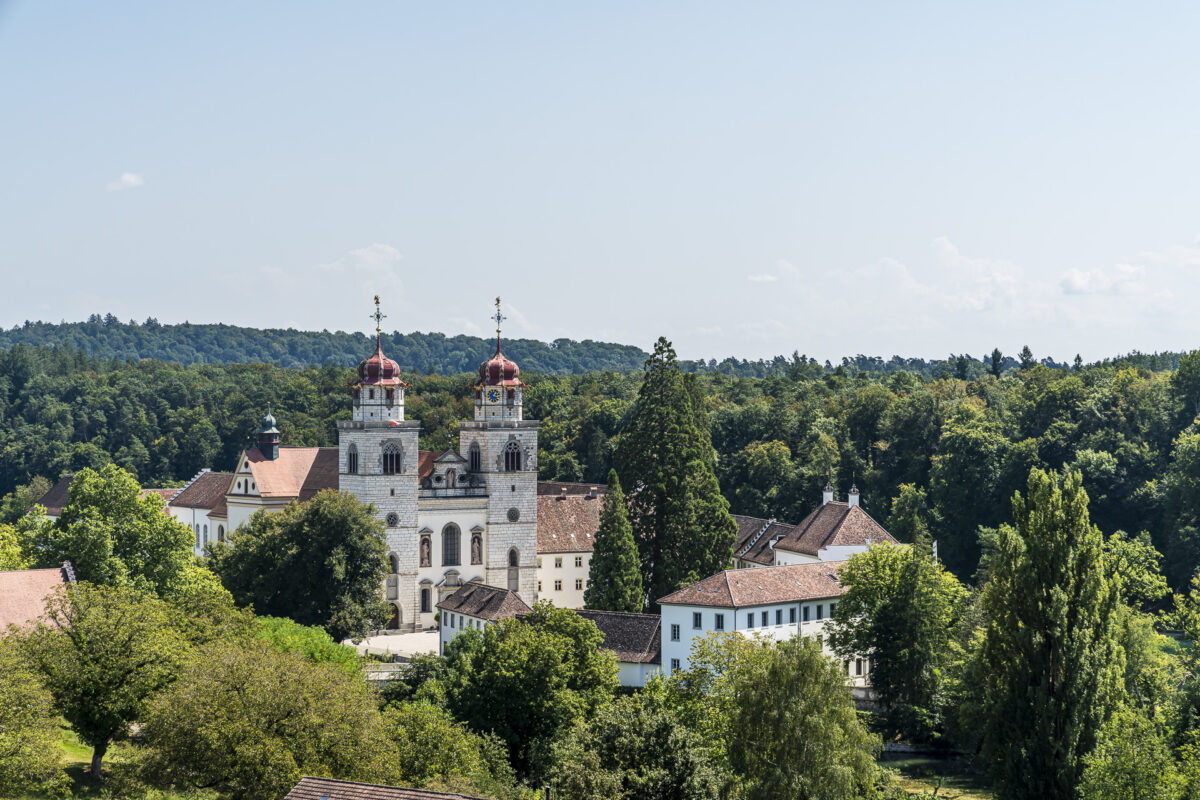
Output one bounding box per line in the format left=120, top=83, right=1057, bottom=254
left=17, top=724, right=211, bottom=800
left=881, top=754, right=994, bottom=799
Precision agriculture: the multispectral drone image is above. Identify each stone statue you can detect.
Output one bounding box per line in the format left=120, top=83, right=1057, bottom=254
left=471, top=534, right=482, bottom=565
left=420, top=537, right=431, bottom=567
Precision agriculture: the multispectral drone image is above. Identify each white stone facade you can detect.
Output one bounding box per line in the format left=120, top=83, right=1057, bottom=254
left=537, top=551, right=591, bottom=609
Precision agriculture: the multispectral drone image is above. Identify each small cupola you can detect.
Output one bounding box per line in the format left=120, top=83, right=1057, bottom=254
left=848, top=483, right=860, bottom=508
left=822, top=481, right=834, bottom=506
left=258, top=406, right=280, bottom=461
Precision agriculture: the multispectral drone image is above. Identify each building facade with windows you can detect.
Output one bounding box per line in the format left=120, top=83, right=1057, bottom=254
left=657, top=561, right=871, bottom=688
left=535, top=484, right=602, bottom=609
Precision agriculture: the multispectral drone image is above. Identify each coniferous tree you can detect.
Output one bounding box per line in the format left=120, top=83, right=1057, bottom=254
left=990, top=347, right=1005, bottom=377
left=615, top=338, right=736, bottom=608
left=975, top=468, right=1121, bottom=800
left=583, top=471, right=643, bottom=612
left=1019, top=344, right=1036, bottom=370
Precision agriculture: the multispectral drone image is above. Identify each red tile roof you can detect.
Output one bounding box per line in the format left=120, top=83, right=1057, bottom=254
left=170, top=470, right=233, bottom=510
left=436, top=581, right=532, bottom=621
left=36, top=475, right=176, bottom=516
left=536, top=493, right=603, bottom=554
left=417, top=450, right=435, bottom=481
left=772, top=502, right=896, bottom=556
left=285, top=776, right=487, bottom=800
left=0, top=566, right=69, bottom=630
left=576, top=609, right=660, bottom=664
left=244, top=447, right=338, bottom=500
left=537, top=481, right=606, bottom=496
left=658, top=561, right=847, bottom=608
left=732, top=515, right=793, bottom=566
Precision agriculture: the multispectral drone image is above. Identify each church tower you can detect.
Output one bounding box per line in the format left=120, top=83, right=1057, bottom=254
left=338, top=296, right=421, bottom=630
left=457, top=298, right=539, bottom=604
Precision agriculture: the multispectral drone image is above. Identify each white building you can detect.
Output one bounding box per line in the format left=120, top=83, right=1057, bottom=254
left=657, top=560, right=871, bottom=687
left=732, top=483, right=897, bottom=568
left=535, top=483, right=602, bottom=608
left=435, top=580, right=532, bottom=655
left=167, top=469, right=234, bottom=556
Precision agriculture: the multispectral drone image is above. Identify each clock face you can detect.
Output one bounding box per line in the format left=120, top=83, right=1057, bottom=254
left=487, top=389, right=500, bottom=403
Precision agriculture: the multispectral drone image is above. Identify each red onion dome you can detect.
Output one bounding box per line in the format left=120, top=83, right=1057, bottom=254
left=477, top=346, right=523, bottom=387
left=357, top=337, right=408, bottom=387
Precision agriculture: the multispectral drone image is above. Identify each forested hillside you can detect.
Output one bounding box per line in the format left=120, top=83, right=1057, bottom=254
left=2, top=316, right=1185, bottom=377
left=3, top=340, right=1200, bottom=587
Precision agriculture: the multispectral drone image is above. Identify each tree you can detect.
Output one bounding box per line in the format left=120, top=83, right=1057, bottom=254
left=443, top=603, right=618, bottom=779
left=729, top=636, right=882, bottom=800
left=975, top=469, right=1121, bottom=800
left=884, top=483, right=931, bottom=544
left=138, top=639, right=396, bottom=800
left=1079, top=707, right=1181, bottom=800
left=207, top=489, right=390, bottom=641
left=254, top=615, right=362, bottom=674
left=1172, top=350, right=1200, bottom=420
left=1019, top=345, right=1036, bottom=370
left=0, top=475, right=50, bottom=524
left=0, top=640, right=64, bottom=796
left=990, top=347, right=1005, bottom=377
left=381, top=700, right=516, bottom=799
left=549, top=692, right=722, bottom=800
left=1074, top=353, right=1084, bottom=371
left=615, top=338, right=736, bottom=607
left=28, top=465, right=194, bottom=597
left=584, top=470, right=643, bottom=612
left=20, top=582, right=186, bottom=777
left=0, top=521, right=31, bottom=570
left=828, top=541, right=967, bottom=739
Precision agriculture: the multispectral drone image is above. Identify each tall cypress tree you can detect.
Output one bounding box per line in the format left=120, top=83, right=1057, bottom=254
left=583, top=471, right=643, bottom=613
left=977, top=468, right=1121, bottom=800
left=615, top=338, right=736, bottom=609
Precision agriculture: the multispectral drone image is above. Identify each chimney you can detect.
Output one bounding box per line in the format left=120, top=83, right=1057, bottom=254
left=848, top=484, right=860, bottom=508
left=588, top=486, right=598, bottom=499
left=559, top=487, right=568, bottom=501
left=822, top=481, right=834, bottom=506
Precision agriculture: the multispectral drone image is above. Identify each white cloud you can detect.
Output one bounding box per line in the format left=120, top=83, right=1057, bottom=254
left=1060, top=263, right=1145, bottom=295
left=106, top=172, right=144, bottom=192
left=747, top=274, right=777, bottom=283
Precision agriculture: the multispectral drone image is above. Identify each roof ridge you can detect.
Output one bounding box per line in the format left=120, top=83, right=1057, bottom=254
left=736, top=518, right=775, bottom=557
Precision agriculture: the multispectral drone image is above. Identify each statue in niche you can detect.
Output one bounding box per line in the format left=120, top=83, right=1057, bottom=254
left=420, top=536, right=431, bottom=568
left=471, top=534, right=482, bottom=565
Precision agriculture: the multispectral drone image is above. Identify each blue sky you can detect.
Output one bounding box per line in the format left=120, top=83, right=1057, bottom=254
left=2, top=1, right=1198, bottom=362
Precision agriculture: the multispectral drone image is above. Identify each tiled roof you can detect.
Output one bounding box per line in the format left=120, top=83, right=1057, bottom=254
left=734, top=514, right=770, bottom=552
left=170, top=470, right=233, bottom=510
left=417, top=450, right=435, bottom=481
left=284, top=776, right=488, bottom=800
left=436, top=581, right=532, bottom=621
left=0, top=566, right=69, bottom=630
left=732, top=515, right=793, bottom=566
left=576, top=609, right=661, bottom=664
left=537, top=481, right=605, bottom=496
left=537, top=493, right=603, bottom=554
left=244, top=447, right=338, bottom=500
left=657, top=561, right=847, bottom=608
left=35, top=475, right=73, bottom=516
left=772, top=502, right=896, bottom=556
left=35, top=475, right=176, bottom=516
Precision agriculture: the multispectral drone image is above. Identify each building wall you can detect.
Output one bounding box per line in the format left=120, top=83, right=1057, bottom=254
left=438, top=609, right=490, bottom=654
left=617, top=660, right=660, bottom=688
left=168, top=505, right=220, bottom=557
left=536, top=550, right=591, bottom=608
left=659, top=598, right=867, bottom=686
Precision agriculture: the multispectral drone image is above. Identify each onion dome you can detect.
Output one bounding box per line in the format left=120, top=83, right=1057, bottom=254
left=357, top=336, right=408, bottom=387
left=477, top=346, right=523, bottom=387
left=258, top=409, right=279, bottom=434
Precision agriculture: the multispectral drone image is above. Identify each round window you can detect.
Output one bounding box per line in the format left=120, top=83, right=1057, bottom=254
left=385, top=513, right=399, bottom=527
left=507, top=507, right=520, bottom=522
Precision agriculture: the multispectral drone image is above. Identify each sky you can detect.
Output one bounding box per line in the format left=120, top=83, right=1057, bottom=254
left=1, top=1, right=1198, bottom=363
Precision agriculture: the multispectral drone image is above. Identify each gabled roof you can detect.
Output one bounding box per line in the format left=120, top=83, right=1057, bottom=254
left=437, top=581, right=532, bottom=621
left=0, top=566, right=70, bottom=630
left=243, top=447, right=338, bottom=500
left=657, top=561, right=847, bottom=608
left=576, top=609, right=661, bottom=664
left=537, top=492, right=603, bottom=554
left=732, top=514, right=793, bottom=566
left=285, top=776, right=487, bottom=800
left=35, top=475, right=176, bottom=517
left=771, top=502, right=896, bottom=556
left=170, top=470, right=234, bottom=510
left=417, top=450, right=435, bottom=481
left=433, top=449, right=467, bottom=463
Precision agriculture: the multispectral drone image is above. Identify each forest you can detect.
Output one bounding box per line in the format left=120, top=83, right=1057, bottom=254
left=4, top=337, right=1200, bottom=589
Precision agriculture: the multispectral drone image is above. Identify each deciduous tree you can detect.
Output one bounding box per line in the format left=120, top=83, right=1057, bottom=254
left=0, top=641, right=64, bottom=796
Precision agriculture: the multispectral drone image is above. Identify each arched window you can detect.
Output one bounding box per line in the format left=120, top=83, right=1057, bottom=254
left=347, top=444, right=359, bottom=474
left=420, top=588, right=431, bottom=613
left=203, top=524, right=208, bottom=545
left=507, top=548, right=519, bottom=592
left=443, top=524, right=461, bottom=566
left=382, top=441, right=402, bottom=474
left=217, top=525, right=225, bottom=543
left=468, top=442, right=481, bottom=472
left=503, top=441, right=522, bottom=472
left=388, top=554, right=399, bottom=574
left=508, top=547, right=519, bottom=568
left=446, top=469, right=456, bottom=489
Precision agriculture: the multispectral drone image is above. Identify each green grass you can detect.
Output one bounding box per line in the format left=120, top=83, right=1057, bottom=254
left=881, top=754, right=994, bottom=799
left=15, top=724, right=211, bottom=800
